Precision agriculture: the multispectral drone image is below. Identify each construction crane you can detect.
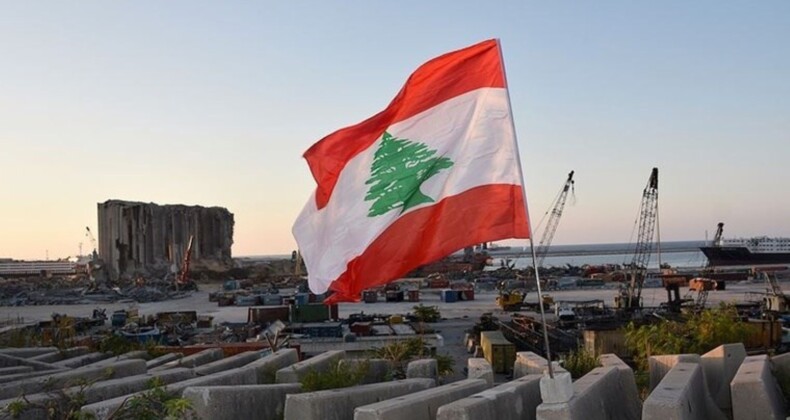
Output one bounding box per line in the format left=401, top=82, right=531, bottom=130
left=85, top=227, right=98, bottom=259
left=711, top=222, right=724, bottom=246
left=535, top=171, right=575, bottom=270
left=619, top=167, right=660, bottom=309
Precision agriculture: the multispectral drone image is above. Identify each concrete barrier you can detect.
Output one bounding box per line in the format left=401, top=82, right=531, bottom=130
left=537, top=366, right=638, bottom=420
left=642, top=362, right=726, bottom=420
left=194, top=351, right=261, bottom=376
left=0, top=348, right=58, bottom=358
left=353, top=378, right=488, bottom=420
left=701, top=343, right=746, bottom=414
left=338, top=358, right=391, bottom=384
left=53, top=352, right=112, bottom=368
left=30, top=346, right=90, bottom=363
left=246, top=349, right=300, bottom=384
left=276, top=350, right=344, bottom=384
left=513, top=352, right=564, bottom=379
left=0, top=366, right=33, bottom=376
left=184, top=384, right=302, bottom=420
left=406, top=359, right=438, bottom=383
left=437, top=374, right=542, bottom=420
left=285, top=378, right=435, bottom=420
left=466, top=358, right=493, bottom=386
left=0, top=353, right=64, bottom=372
left=599, top=353, right=642, bottom=419
left=0, top=359, right=146, bottom=400
left=730, top=355, right=786, bottom=420
left=648, top=354, right=700, bottom=391
left=0, top=369, right=66, bottom=384
left=175, top=348, right=224, bottom=368
left=0, top=368, right=195, bottom=419
left=145, top=352, right=182, bottom=369
left=81, top=364, right=259, bottom=419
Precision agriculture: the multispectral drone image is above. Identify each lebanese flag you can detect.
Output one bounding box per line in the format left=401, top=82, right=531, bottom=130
left=293, top=39, right=530, bottom=302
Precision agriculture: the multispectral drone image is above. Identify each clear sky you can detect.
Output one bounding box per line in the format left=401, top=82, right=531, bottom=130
left=1, top=1, right=788, bottom=260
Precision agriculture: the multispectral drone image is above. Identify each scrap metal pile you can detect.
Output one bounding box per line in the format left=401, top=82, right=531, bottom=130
left=0, top=275, right=191, bottom=306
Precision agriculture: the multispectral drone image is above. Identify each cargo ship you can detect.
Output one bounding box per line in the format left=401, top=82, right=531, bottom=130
left=700, top=236, right=790, bottom=266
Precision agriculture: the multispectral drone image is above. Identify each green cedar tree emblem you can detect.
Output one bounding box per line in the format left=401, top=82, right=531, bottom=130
left=364, top=131, right=454, bottom=217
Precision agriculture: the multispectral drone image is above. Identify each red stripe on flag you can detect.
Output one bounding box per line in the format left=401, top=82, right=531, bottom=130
left=304, top=39, right=505, bottom=210
left=323, top=183, right=528, bottom=303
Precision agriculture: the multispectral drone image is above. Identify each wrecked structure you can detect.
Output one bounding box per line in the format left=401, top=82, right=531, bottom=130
left=97, top=200, right=234, bottom=279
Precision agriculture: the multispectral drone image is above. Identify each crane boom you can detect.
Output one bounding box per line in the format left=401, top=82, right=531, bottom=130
left=536, top=171, right=575, bottom=269
left=627, top=167, right=659, bottom=307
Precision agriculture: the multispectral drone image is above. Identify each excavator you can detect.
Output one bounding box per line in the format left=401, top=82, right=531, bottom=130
left=497, top=171, right=574, bottom=311
left=174, top=236, right=197, bottom=291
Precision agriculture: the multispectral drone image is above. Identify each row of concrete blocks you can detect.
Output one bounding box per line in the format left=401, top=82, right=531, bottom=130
left=4, top=342, right=787, bottom=420
left=644, top=343, right=790, bottom=420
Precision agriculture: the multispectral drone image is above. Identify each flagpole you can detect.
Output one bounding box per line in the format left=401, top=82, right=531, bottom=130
left=495, top=39, right=554, bottom=378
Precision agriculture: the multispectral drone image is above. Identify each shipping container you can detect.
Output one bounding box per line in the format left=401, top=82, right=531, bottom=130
left=480, top=330, right=516, bottom=374
left=583, top=329, right=628, bottom=357
left=247, top=306, right=291, bottom=324
left=261, top=294, right=283, bottom=306
left=407, top=290, right=420, bottom=302
left=386, top=290, right=404, bottom=302
left=350, top=321, right=372, bottom=336
left=440, top=289, right=458, bottom=303
left=294, top=293, right=310, bottom=306
left=235, top=295, right=260, bottom=306
left=363, top=290, right=378, bottom=303
left=459, top=289, right=475, bottom=301
left=291, top=303, right=339, bottom=323
left=294, top=322, right=344, bottom=338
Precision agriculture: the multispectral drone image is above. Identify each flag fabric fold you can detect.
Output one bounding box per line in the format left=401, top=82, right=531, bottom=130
left=293, top=39, right=530, bottom=302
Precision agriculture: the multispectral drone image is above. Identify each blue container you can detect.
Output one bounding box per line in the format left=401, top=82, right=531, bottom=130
left=440, top=289, right=458, bottom=303
left=294, top=293, right=310, bottom=306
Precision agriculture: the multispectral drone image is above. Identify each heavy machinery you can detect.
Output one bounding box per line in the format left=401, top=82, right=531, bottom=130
left=535, top=171, right=575, bottom=270
left=616, top=167, right=659, bottom=309
left=175, top=235, right=196, bottom=291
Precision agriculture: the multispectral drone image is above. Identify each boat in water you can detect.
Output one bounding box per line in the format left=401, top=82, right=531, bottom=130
left=700, top=226, right=790, bottom=266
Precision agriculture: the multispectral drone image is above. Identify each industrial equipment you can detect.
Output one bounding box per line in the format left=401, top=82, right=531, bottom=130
left=535, top=171, right=575, bottom=270
left=616, top=167, right=659, bottom=309
left=176, top=235, right=196, bottom=291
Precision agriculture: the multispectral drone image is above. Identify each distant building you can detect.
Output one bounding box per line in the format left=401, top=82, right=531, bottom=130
left=97, top=200, right=234, bottom=278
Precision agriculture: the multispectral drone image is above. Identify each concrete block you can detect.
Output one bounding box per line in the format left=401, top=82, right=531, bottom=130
left=406, top=359, right=438, bottom=383
left=538, top=366, right=642, bottom=420
left=81, top=364, right=259, bottom=419
left=0, top=353, right=64, bottom=372
left=246, top=348, right=300, bottom=384
left=0, top=366, right=33, bottom=376
left=599, top=353, right=642, bottom=419
left=194, top=350, right=261, bottom=376
left=701, top=343, right=746, bottom=414
left=276, top=350, right=344, bottom=384
left=177, top=348, right=224, bottom=368
left=643, top=362, right=727, bottom=420
left=648, top=353, right=701, bottom=391
left=0, top=347, right=58, bottom=358
left=53, top=352, right=112, bottom=368
left=30, top=346, right=90, bottom=363
left=285, top=378, right=435, bottom=420
left=437, top=374, right=542, bottom=420
left=0, top=368, right=195, bottom=419
left=145, top=352, right=182, bottom=369
left=513, top=352, right=564, bottom=379
left=466, top=358, right=493, bottom=386
left=185, top=384, right=301, bottom=420
left=0, top=369, right=67, bottom=384
left=339, top=358, right=391, bottom=384
left=0, top=359, right=146, bottom=400
left=353, top=378, right=488, bottom=420
left=731, top=355, right=786, bottom=420
left=539, top=371, right=573, bottom=404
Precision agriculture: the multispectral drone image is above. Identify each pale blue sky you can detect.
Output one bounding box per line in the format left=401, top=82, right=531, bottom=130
left=1, top=1, right=788, bottom=259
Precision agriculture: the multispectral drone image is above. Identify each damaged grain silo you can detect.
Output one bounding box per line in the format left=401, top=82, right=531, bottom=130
left=97, top=200, right=234, bottom=279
